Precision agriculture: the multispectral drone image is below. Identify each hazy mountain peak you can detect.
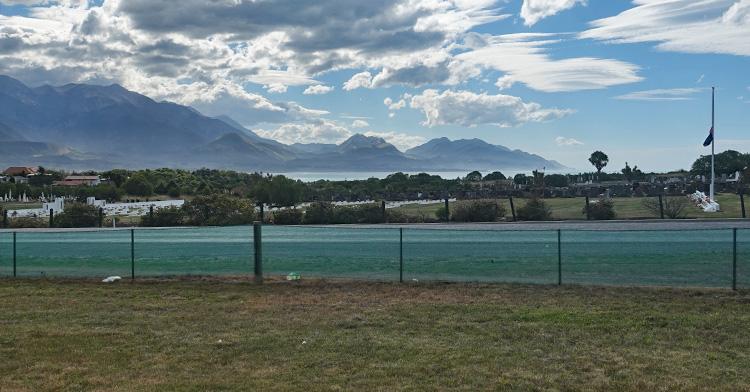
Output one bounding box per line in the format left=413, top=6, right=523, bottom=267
left=340, top=134, right=391, bottom=150
left=0, top=75, right=564, bottom=172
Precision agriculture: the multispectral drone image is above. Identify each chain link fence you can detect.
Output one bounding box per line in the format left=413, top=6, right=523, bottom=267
left=0, top=224, right=747, bottom=289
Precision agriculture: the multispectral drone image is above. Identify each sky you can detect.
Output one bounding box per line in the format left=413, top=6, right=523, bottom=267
left=0, top=0, right=748, bottom=172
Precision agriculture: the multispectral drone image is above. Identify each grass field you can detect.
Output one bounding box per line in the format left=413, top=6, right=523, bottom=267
left=1, top=279, right=749, bottom=390
left=0, top=202, right=43, bottom=211
left=394, top=193, right=746, bottom=220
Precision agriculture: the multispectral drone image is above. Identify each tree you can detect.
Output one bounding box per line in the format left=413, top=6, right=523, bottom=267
left=102, top=169, right=130, bottom=188
left=621, top=162, right=644, bottom=182
left=690, top=150, right=749, bottom=177
left=53, top=203, right=100, bottom=228
left=545, top=174, right=568, bottom=188
left=465, top=171, right=482, bottom=182
left=483, top=171, right=506, bottom=181
left=513, top=173, right=528, bottom=185
left=124, top=174, right=154, bottom=196
left=588, top=151, right=609, bottom=180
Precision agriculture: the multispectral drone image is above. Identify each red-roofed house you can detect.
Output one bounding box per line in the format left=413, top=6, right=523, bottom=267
left=3, top=166, right=39, bottom=177
left=54, top=175, right=101, bottom=187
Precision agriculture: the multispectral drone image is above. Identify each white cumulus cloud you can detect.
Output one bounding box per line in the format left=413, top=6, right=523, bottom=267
left=521, top=0, right=586, bottom=26
left=303, top=84, right=334, bottom=95
left=343, top=71, right=373, bottom=91
left=409, top=89, right=572, bottom=128
left=255, top=119, right=352, bottom=145
left=352, top=119, right=369, bottom=128
left=384, top=97, right=407, bottom=110
left=363, top=131, right=426, bottom=150
left=555, top=136, right=583, bottom=146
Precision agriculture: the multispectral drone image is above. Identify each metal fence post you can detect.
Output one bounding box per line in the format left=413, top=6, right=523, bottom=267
left=508, top=196, right=516, bottom=222
left=557, top=229, right=562, bottom=285
left=584, top=196, right=590, bottom=220
left=253, top=221, right=263, bottom=284
left=382, top=200, right=387, bottom=223
left=98, top=208, right=104, bottom=228
left=399, top=227, right=403, bottom=283
left=658, top=195, right=665, bottom=219
left=49, top=209, right=54, bottom=227
left=444, top=198, right=450, bottom=222
left=733, top=228, right=737, bottom=291
left=13, top=231, right=17, bottom=278
left=130, top=229, right=135, bottom=281
left=2, top=210, right=7, bottom=228
left=740, top=191, right=746, bottom=219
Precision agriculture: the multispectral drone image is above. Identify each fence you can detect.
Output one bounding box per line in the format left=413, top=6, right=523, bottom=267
left=0, top=223, right=748, bottom=290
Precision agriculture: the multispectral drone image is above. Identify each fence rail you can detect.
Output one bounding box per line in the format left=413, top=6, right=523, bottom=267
left=1, top=223, right=748, bottom=290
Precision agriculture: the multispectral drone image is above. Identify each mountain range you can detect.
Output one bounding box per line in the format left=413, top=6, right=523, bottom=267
left=0, top=75, right=564, bottom=172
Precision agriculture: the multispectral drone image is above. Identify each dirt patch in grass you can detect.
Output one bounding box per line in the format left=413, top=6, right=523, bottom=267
left=1, top=278, right=749, bottom=390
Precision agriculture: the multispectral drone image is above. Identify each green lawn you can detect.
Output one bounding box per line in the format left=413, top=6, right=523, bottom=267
left=0, top=202, right=42, bottom=211
left=394, top=193, right=746, bottom=221
left=1, top=279, right=749, bottom=390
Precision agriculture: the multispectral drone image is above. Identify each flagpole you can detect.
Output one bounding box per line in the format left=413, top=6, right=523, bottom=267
left=710, top=86, right=715, bottom=202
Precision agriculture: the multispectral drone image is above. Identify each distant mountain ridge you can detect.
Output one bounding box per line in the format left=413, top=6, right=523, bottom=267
left=406, top=137, right=563, bottom=170
left=0, top=75, right=565, bottom=172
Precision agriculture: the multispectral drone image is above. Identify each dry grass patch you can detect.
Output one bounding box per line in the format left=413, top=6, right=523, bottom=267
left=1, top=279, right=749, bottom=390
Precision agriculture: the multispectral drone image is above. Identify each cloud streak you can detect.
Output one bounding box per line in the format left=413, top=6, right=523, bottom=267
left=457, top=33, right=642, bottom=92
left=615, top=88, right=704, bottom=101
left=581, top=0, right=750, bottom=57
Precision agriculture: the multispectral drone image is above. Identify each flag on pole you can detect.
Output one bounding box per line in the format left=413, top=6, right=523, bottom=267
left=703, top=126, right=714, bottom=147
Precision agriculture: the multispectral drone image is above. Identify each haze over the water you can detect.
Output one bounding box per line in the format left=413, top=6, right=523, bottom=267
left=0, top=1, right=747, bottom=172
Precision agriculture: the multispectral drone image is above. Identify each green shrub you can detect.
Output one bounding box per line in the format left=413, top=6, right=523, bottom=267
left=642, top=196, right=689, bottom=219
left=516, top=198, right=552, bottom=221
left=8, top=217, right=48, bottom=228
left=182, top=194, right=256, bottom=226
left=353, top=203, right=386, bottom=224
left=332, top=205, right=359, bottom=224
left=386, top=209, right=431, bottom=223
left=140, top=206, right=185, bottom=227
left=303, top=202, right=335, bottom=224
left=585, top=197, right=616, bottom=220
left=451, top=200, right=506, bottom=222
left=54, top=203, right=100, bottom=228
left=435, top=206, right=449, bottom=221
left=272, top=209, right=303, bottom=225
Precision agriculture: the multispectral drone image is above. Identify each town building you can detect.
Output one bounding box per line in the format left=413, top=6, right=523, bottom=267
left=54, top=175, right=102, bottom=187
left=2, top=166, right=39, bottom=177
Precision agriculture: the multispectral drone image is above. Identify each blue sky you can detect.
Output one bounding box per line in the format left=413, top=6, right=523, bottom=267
left=1, top=0, right=748, bottom=172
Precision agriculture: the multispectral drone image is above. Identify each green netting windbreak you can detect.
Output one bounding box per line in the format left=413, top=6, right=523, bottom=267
left=0, top=232, right=12, bottom=277
left=403, top=229, right=558, bottom=284
left=133, top=226, right=253, bottom=277
left=13, top=229, right=130, bottom=278
left=561, top=229, right=734, bottom=288
left=737, top=229, right=750, bottom=289
left=263, top=226, right=400, bottom=281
